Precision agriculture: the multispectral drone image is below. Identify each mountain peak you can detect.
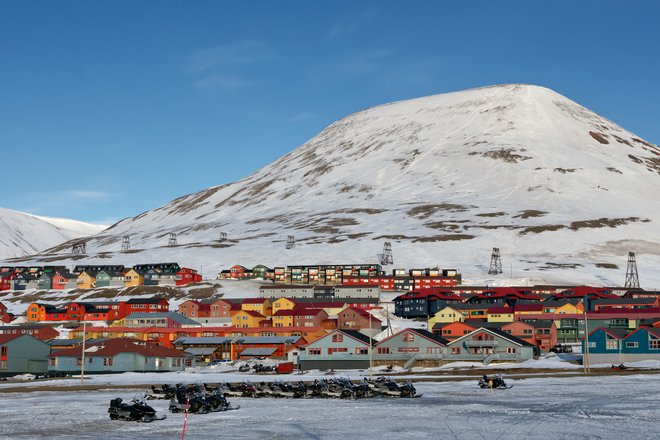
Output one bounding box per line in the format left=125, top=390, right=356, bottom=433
left=11, top=86, right=660, bottom=287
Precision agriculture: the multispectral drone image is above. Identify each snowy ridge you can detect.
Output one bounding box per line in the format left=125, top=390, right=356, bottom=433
left=0, top=207, right=107, bottom=260
left=8, top=84, right=660, bottom=287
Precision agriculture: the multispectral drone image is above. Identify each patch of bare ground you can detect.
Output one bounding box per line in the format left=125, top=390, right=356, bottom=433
left=336, top=208, right=387, bottom=215
left=186, top=287, right=218, bottom=299
left=237, top=232, right=277, bottom=241
left=326, top=237, right=347, bottom=244
left=538, top=262, right=584, bottom=270
left=303, top=164, right=334, bottom=180
left=595, top=263, right=619, bottom=269
left=513, top=210, right=548, bottom=219
left=407, top=203, right=473, bottom=219
left=607, top=167, right=623, bottom=174
left=632, top=137, right=655, bottom=148
left=412, top=234, right=475, bottom=242
left=344, top=232, right=371, bottom=239
left=168, top=185, right=226, bottom=215
left=589, top=131, right=609, bottom=144
left=519, top=225, right=567, bottom=235
left=612, top=135, right=632, bottom=147
left=553, top=168, right=577, bottom=173
left=372, top=235, right=412, bottom=240
left=568, top=217, right=648, bottom=230
left=424, top=221, right=463, bottom=231
left=469, top=148, right=532, bottom=163
left=476, top=212, right=508, bottom=217
left=246, top=214, right=296, bottom=225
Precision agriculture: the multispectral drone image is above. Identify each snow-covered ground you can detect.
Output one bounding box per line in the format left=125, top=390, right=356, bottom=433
left=1, top=374, right=659, bottom=439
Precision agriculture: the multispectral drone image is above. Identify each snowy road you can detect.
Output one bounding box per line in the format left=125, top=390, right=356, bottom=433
left=1, top=375, right=658, bottom=439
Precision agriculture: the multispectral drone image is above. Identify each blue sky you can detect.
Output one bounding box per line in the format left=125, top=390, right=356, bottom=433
left=1, top=1, right=659, bottom=224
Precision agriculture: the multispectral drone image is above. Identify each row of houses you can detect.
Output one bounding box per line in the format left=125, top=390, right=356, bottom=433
left=0, top=263, right=202, bottom=291
left=27, top=298, right=170, bottom=322
left=393, top=285, right=657, bottom=318
left=584, top=325, right=660, bottom=364
left=218, top=264, right=461, bottom=290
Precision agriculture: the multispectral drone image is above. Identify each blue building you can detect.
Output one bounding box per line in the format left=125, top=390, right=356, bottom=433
left=583, top=326, right=660, bottom=364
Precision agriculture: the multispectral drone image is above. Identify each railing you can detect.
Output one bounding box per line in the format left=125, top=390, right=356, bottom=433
left=483, top=353, right=520, bottom=365
left=465, top=340, right=498, bottom=348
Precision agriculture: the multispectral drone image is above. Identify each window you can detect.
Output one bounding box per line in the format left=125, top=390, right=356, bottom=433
left=507, top=347, right=517, bottom=354
left=626, top=342, right=639, bottom=348
left=650, top=339, right=660, bottom=350
left=356, top=347, right=368, bottom=355
left=0, top=347, right=7, bottom=357
left=332, top=334, right=344, bottom=343
left=606, top=339, right=619, bottom=350
left=377, top=347, right=390, bottom=354
left=523, top=329, right=533, bottom=335
left=403, top=333, right=415, bottom=342
left=103, top=357, right=113, bottom=366
left=450, top=347, right=461, bottom=355
left=327, top=347, right=348, bottom=355
left=308, top=348, right=321, bottom=355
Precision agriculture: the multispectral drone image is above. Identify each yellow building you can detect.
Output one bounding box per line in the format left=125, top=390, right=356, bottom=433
left=124, top=269, right=144, bottom=287
left=487, top=306, right=515, bottom=322
left=271, top=309, right=295, bottom=327
left=427, top=306, right=465, bottom=331
left=272, top=298, right=296, bottom=315
left=77, top=270, right=97, bottom=289
left=553, top=301, right=584, bottom=315
left=241, top=298, right=272, bottom=316
left=232, top=309, right=266, bottom=328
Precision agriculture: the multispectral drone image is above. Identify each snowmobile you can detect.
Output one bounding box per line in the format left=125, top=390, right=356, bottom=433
left=146, top=384, right=176, bottom=400
left=611, top=363, right=627, bottom=371
left=478, top=374, right=512, bottom=389
left=367, top=377, right=403, bottom=397
left=399, top=380, right=422, bottom=398
left=169, top=385, right=212, bottom=414
left=238, top=364, right=251, bottom=373
left=108, top=396, right=166, bottom=422
left=205, top=389, right=240, bottom=412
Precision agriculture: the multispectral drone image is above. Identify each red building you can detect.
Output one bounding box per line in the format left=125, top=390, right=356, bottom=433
left=0, top=324, right=59, bottom=341
left=0, top=272, right=17, bottom=291
left=175, top=268, right=203, bottom=286
left=178, top=300, right=211, bottom=319
left=337, top=307, right=382, bottom=332
left=0, top=301, right=14, bottom=323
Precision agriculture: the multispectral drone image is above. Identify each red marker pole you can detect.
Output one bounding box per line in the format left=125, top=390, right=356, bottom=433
left=181, top=398, right=190, bottom=440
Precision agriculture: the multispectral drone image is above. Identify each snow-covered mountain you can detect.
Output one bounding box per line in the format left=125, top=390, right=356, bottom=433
left=0, top=208, right=107, bottom=260
left=11, top=84, right=660, bottom=286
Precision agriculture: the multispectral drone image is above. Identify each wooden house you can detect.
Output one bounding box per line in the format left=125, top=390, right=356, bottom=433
left=51, top=271, right=77, bottom=290
left=37, top=272, right=52, bottom=290
left=77, top=270, right=97, bottom=289
left=427, top=306, right=467, bottom=329
left=486, top=306, right=514, bottom=323
left=444, top=328, right=535, bottom=364
left=431, top=321, right=476, bottom=340
left=375, top=328, right=447, bottom=359
left=123, top=268, right=145, bottom=287
left=117, top=312, right=200, bottom=328
left=178, top=300, right=211, bottom=319
left=175, top=267, right=202, bottom=286
left=0, top=334, right=51, bottom=376
left=0, top=301, right=13, bottom=323
left=272, top=297, right=297, bottom=315
left=0, top=324, right=59, bottom=341
left=95, top=270, right=125, bottom=287
left=251, top=264, right=272, bottom=279
left=231, top=335, right=304, bottom=360
left=241, top=298, right=272, bottom=316
left=299, top=329, right=374, bottom=370
left=12, top=272, right=39, bottom=291
left=232, top=310, right=266, bottom=328
left=337, top=307, right=382, bottom=335
left=209, top=298, right=239, bottom=319
left=48, top=338, right=193, bottom=374
left=173, top=336, right=234, bottom=362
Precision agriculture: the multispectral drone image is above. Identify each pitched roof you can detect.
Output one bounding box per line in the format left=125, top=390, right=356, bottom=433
left=339, top=307, right=382, bottom=323
left=126, top=297, right=167, bottom=304
left=49, top=338, right=190, bottom=358
left=241, top=298, right=270, bottom=304
left=449, top=327, right=534, bottom=347
left=237, top=310, right=266, bottom=318
left=123, top=312, right=200, bottom=326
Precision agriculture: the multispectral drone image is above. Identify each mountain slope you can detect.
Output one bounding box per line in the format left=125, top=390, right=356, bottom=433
left=17, top=84, right=660, bottom=286
left=0, top=208, right=107, bottom=260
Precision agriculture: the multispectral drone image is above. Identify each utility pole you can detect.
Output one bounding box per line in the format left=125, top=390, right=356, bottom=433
left=583, top=306, right=590, bottom=374
left=80, top=319, right=87, bottom=385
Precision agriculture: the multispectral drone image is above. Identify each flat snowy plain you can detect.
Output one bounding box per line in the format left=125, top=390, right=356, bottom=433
left=1, top=374, right=658, bottom=439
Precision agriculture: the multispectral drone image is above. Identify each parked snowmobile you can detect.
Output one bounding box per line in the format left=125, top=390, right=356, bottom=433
left=238, top=364, right=251, bottom=373
left=205, top=389, right=240, bottom=412
left=169, top=385, right=212, bottom=414
left=146, top=384, right=176, bottom=400
left=108, top=396, right=166, bottom=422
left=399, top=380, right=422, bottom=398
left=611, top=363, right=627, bottom=371
left=479, top=374, right=512, bottom=389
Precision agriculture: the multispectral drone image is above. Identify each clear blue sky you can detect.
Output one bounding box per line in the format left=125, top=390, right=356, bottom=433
left=1, top=1, right=659, bottom=224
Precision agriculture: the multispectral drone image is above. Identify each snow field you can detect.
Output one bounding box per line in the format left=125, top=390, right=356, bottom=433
left=2, top=374, right=659, bottom=439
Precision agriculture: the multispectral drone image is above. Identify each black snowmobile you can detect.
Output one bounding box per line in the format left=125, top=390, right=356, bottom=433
left=478, top=374, right=512, bottom=389
left=169, top=385, right=212, bottom=414
left=108, top=396, right=166, bottom=422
